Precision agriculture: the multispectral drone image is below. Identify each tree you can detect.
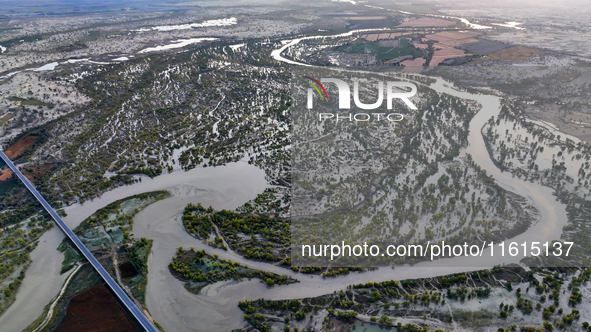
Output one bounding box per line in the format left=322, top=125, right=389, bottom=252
left=295, top=311, right=306, bottom=321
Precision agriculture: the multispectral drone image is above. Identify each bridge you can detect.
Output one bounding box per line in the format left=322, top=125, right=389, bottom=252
left=0, top=150, right=158, bottom=332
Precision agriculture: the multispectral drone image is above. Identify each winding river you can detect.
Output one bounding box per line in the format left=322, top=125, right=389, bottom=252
left=0, top=33, right=569, bottom=332
left=130, top=78, right=567, bottom=332
left=0, top=161, right=268, bottom=331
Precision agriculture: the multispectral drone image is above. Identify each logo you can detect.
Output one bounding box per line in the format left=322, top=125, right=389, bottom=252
left=305, top=77, right=418, bottom=110
left=304, top=77, right=417, bottom=122
left=303, top=76, right=329, bottom=101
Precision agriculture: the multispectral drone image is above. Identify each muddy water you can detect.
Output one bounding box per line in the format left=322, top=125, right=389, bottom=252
left=0, top=161, right=267, bottom=332
left=130, top=80, right=568, bottom=332
left=271, top=29, right=567, bottom=265
left=0, top=227, right=68, bottom=332
left=132, top=195, right=473, bottom=332
left=423, top=79, right=568, bottom=266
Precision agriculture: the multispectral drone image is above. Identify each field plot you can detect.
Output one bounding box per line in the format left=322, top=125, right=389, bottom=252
left=0, top=178, right=18, bottom=198
left=398, top=17, right=457, bottom=27
left=0, top=113, right=13, bottom=126
left=21, top=165, right=53, bottom=183
left=4, top=134, right=39, bottom=159
left=485, top=45, right=547, bottom=60
left=360, top=32, right=414, bottom=41
left=378, top=40, right=399, bottom=47
left=7, top=97, right=53, bottom=108
left=412, top=42, right=429, bottom=49
left=426, top=31, right=480, bottom=47
left=429, top=30, right=480, bottom=40
left=392, top=2, right=439, bottom=14
left=423, top=31, right=485, bottom=65
left=118, top=262, right=138, bottom=279
left=336, top=39, right=422, bottom=62
left=55, top=284, right=139, bottom=332
left=347, top=16, right=388, bottom=20
left=430, top=47, right=467, bottom=66
left=362, top=34, right=379, bottom=41
left=458, top=38, right=512, bottom=54
left=0, top=169, right=12, bottom=181
left=401, top=57, right=426, bottom=66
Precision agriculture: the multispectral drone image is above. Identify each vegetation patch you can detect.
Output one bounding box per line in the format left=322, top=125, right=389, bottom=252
left=7, top=96, right=54, bottom=108
left=169, top=247, right=298, bottom=293
left=59, top=191, right=169, bottom=307
left=182, top=203, right=290, bottom=262
left=124, top=237, right=152, bottom=304
left=0, top=113, right=13, bottom=126
left=236, top=265, right=591, bottom=332
left=336, top=39, right=423, bottom=61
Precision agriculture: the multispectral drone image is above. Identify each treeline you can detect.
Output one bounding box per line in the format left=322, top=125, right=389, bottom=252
left=182, top=203, right=290, bottom=262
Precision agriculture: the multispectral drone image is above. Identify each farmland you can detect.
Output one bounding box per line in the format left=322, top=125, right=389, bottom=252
left=336, top=38, right=423, bottom=62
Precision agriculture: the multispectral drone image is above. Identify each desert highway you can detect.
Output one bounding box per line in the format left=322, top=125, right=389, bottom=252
left=0, top=150, right=158, bottom=332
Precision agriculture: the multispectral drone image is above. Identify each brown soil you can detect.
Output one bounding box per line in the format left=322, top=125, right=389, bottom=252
left=21, top=165, right=52, bottom=182
left=0, top=169, right=13, bottom=181
left=5, top=135, right=39, bottom=159
left=486, top=45, right=547, bottom=60
left=430, top=48, right=467, bottom=66
left=119, top=262, right=139, bottom=279
left=0, top=165, right=53, bottom=183
left=402, top=58, right=426, bottom=66
left=55, top=284, right=139, bottom=332
left=425, top=31, right=480, bottom=48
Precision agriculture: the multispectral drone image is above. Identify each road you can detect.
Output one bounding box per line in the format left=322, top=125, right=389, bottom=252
left=0, top=150, right=158, bottom=332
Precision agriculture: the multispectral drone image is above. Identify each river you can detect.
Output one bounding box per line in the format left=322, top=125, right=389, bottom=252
left=0, top=33, right=568, bottom=332
left=0, top=161, right=268, bottom=332
left=128, top=80, right=567, bottom=332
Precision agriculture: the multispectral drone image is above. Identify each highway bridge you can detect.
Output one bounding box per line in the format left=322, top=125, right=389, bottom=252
left=0, top=150, right=158, bottom=332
